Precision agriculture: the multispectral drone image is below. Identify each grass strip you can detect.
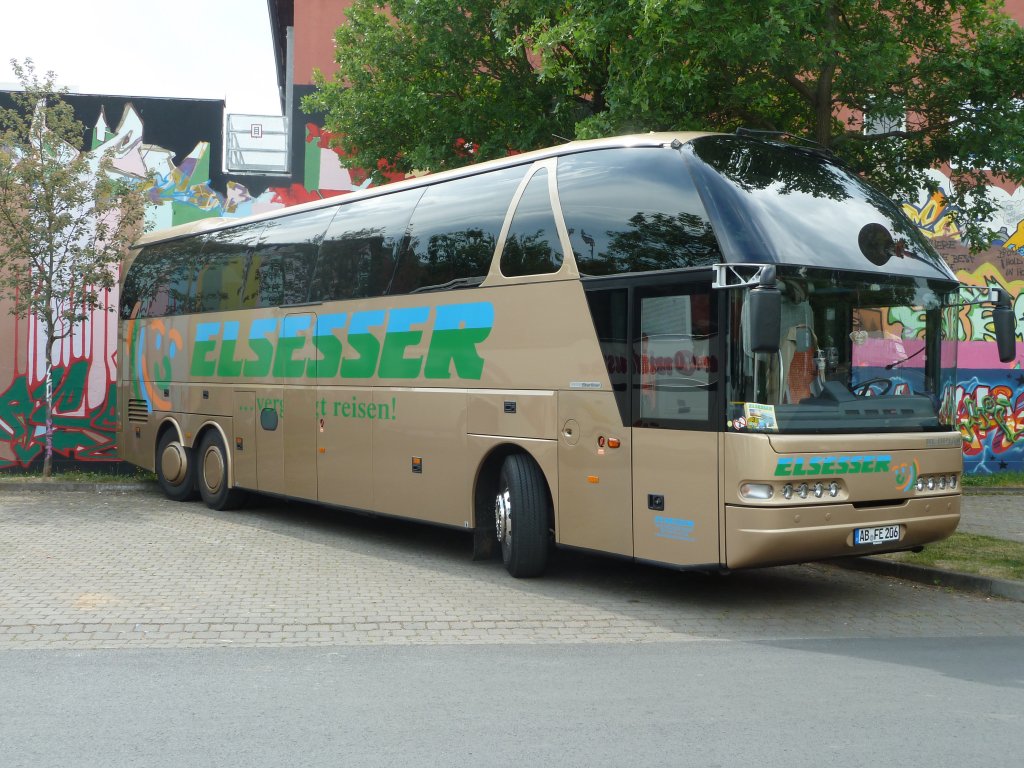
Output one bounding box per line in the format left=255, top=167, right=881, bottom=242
left=962, top=470, right=1024, bottom=488
left=0, top=468, right=156, bottom=483
left=879, top=532, right=1024, bottom=582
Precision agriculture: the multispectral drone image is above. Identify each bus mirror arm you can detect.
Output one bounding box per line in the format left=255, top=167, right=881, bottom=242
left=749, top=265, right=781, bottom=354
left=992, top=287, right=1018, bottom=363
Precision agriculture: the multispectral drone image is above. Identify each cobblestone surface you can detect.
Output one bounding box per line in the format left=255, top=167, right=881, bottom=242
left=1, top=488, right=1022, bottom=649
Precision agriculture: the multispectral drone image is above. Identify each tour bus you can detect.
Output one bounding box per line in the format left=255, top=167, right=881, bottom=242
left=117, top=131, right=1017, bottom=578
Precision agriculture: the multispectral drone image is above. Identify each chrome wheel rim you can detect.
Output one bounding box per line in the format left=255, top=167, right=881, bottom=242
left=495, top=487, right=511, bottom=544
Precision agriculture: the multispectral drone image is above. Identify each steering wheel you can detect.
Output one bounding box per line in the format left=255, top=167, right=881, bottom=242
left=852, top=377, right=893, bottom=397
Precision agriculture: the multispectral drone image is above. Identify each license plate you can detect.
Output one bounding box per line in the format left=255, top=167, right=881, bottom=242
left=854, top=525, right=901, bottom=545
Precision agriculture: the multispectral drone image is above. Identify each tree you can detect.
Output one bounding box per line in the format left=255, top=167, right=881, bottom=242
left=0, top=59, right=147, bottom=476
left=304, top=0, right=577, bottom=178
left=309, top=0, right=1024, bottom=249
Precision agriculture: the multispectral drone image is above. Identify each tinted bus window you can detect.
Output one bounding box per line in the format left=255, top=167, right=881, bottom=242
left=394, top=165, right=528, bottom=294
left=310, top=189, right=423, bottom=302
left=131, top=238, right=205, bottom=318
left=195, top=222, right=266, bottom=313
left=250, top=207, right=336, bottom=307
left=121, top=246, right=159, bottom=319
left=557, top=148, right=721, bottom=275
left=499, top=169, right=564, bottom=277
left=634, top=285, right=717, bottom=428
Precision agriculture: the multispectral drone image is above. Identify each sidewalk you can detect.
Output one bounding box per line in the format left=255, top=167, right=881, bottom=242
left=2, top=478, right=1022, bottom=600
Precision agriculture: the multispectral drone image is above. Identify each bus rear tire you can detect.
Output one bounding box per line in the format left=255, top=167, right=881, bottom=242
left=197, top=430, right=247, bottom=511
left=156, top=429, right=197, bottom=502
left=495, top=453, right=550, bottom=578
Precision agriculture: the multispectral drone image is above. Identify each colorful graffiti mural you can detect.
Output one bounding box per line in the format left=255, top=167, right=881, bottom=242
left=0, top=101, right=377, bottom=471
left=904, top=169, right=1024, bottom=473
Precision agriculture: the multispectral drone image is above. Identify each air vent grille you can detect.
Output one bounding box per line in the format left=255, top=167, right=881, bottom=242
left=127, top=399, right=150, bottom=424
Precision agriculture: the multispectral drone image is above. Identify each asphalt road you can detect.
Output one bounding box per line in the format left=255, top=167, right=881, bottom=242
left=1, top=640, right=1020, bottom=768
left=0, top=488, right=1021, bottom=766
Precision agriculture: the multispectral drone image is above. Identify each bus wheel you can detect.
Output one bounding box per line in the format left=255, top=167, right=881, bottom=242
left=495, top=453, right=550, bottom=578
left=156, top=429, right=197, bottom=502
left=197, top=431, right=247, bottom=511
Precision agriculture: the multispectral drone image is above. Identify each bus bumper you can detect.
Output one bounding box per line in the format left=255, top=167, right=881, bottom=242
left=724, top=495, right=960, bottom=570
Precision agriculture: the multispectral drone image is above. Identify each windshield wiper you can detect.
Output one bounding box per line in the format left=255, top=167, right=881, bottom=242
left=885, top=346, right=925, bottom=369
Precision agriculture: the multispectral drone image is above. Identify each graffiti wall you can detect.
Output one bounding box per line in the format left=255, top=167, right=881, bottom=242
left=904, top=169, right=1024, bottom=474
left=0, top=95, right=373, bottom=471
left=3, top=100, right=1024, bottom=473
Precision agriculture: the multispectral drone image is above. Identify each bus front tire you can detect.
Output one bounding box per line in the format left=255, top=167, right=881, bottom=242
left=495, top=453, right=550, bottom=578
left=156, top=429, right=197, bottom=502
left=197, top=431, right=247, bottom=511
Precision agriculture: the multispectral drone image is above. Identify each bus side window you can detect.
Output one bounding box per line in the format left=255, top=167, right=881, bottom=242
left=196, top=222, right=264, bottom=313
left=396, top=165, right=527, bottom=294
left=557, top=147, right=721, bottom=275
left=500, top=168, right=563, bottom=277
left=255, top=207, right=336, bottom=307
left=311, top=189, right=422, bottom=302
left=121, top=247, right=158, bottom=319
left=143, top=239, right=203, bottom=317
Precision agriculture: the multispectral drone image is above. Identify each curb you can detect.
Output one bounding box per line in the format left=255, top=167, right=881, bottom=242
left=831, top=556, right=1024, bottom=603
left=963, top=486, right=1024, bottom=495
left=0, top=481, right=159, bottom=494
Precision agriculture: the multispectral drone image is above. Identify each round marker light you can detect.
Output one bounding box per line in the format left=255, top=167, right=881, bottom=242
left=927, top=477, right=936, bottom=491
left=814, top=482, right=824, bottom=498
left=798, top=483, right=809, bottom=499
left=829, top=482, right=840, bottom=497
left=782, top=484, right=793, bottom=500
left=916, top=478, right=926, bottom=492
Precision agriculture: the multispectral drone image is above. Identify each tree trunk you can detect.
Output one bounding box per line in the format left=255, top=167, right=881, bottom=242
left=42, top=331, right=54, bottom=478
left=43, top=358, right=53, bottom=478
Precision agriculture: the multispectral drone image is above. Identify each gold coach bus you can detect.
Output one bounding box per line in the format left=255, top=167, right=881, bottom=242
left=117, top=132, right=1016, bottom=578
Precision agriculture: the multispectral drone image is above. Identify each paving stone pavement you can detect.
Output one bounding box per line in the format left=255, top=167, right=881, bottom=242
left=1, top=487, right=1022, bottom=649
left=959, top=491, right=1024, bottom=543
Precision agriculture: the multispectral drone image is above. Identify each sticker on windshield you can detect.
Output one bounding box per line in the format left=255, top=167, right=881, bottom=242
left=742, top=403, right=778, bottom=432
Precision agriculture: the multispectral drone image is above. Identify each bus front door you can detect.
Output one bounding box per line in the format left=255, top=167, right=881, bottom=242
left=629, top=283, right=720, bottom=568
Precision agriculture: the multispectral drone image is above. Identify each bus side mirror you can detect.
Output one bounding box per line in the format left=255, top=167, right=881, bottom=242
left=749, top=268, right=781, bottom=354
left=992, top=288, right=1017, bottom=363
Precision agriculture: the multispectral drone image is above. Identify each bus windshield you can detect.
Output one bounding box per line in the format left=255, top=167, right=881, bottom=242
left=727, top=267, right=959, bottom=434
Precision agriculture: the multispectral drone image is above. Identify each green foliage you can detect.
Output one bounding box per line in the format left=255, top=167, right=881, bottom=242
left=309, top=0, right=1024, bottom=247
left=305, top=0, right=575, bottom=178
left=0, top=59, right=148, bottom=475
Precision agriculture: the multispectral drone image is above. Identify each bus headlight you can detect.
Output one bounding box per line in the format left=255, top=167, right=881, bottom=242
left=813, top=482, right=824, bottom=498
left=740, top=482, right=774, bottom=500
left=916, top=478, right=926, bottom=492
left=949, top=474, right=958, bottom=489
left=782, top=484, right=793, bottom=500
left=828, top=481, right=840, bottom=497
left=798, top=483, right=809, bottom=499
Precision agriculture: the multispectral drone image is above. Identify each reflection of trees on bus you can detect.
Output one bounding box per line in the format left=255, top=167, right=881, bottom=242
left=393, top=229, right=496, bottom=294
left=691, top=137, right=854, bottom=201
left=599, top=211, right=720, bottom=274
left=501, top=229, right=560, bottom=276
left=312, top=226, right=394, bottom=301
